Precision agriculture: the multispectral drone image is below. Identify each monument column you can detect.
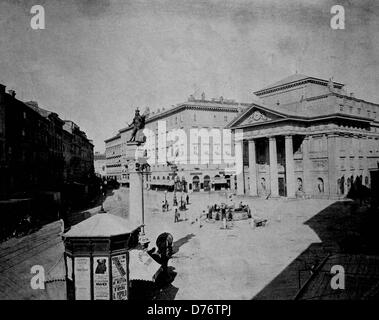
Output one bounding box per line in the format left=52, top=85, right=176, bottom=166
left=236, top=139, right=245, bottom=195
left=126, top=143, right=144, bottom=227
left=285, top=135, right=296, bottom=198
left=248, top=139, right=258, bottom=196
left=269, top=136, right=279, bottom=197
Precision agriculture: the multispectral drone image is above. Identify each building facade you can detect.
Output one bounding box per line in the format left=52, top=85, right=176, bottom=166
left=105, top=94, right=250, bottom=191
left=228, top=74, right=379, bottom=199
left=0, top=87, right=65, bottom=199
left=62, top=120, right=94, bottom=184
left=0, top=84, right=94, bottom=201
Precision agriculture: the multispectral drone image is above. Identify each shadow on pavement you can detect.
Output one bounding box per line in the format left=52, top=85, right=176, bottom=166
left=253, top=200, right=379, bottom=300
left=130, top=266, right=178, bottom=300
left=172, top=233, right=195, bottom=255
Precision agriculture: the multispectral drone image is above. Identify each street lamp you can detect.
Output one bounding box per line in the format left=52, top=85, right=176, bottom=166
left=99, top=180, right=107, bottom=213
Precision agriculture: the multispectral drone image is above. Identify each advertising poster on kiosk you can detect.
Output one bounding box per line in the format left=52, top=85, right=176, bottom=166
left=111, top=254, right=128, bottom=300
left=66, top=255, right=73, bottom=281
left=93, top=257, right=110, bottom=300
left=74, top=257, right=91, bottom=300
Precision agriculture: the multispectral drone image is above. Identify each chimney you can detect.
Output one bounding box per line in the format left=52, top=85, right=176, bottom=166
left=8, top=89, right=16, bottom=98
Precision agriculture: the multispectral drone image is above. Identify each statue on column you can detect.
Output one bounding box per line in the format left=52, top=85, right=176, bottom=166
left=128, top=108, right=146, bottom=143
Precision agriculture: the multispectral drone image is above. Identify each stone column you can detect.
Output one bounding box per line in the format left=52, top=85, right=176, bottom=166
left=363, top=136, right=369, bottom=187
left=126, top=142, right=144, bottom=226
left=327, top=134, right=339, bottom=198
left=235, top=139, right=245, bottom=195
left=285, top=135, right=296, bottom=198
left=353, top=136, right=360, bottom=178
left=302, top=135, right=312, bottom=196
left=269, top=136, right=279, bottom=197
left=248, top=139, right=258, bottom=196
left=129, top=162, right=143, bottom=224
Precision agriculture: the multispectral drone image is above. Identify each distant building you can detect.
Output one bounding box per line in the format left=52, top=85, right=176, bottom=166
left=105, top=95, right=250, bottom=191
left=228, top=74, right=379, bottom=198
left=94, top=152, right=106, bottom=177
left=62, top=120, right=94, bottom=183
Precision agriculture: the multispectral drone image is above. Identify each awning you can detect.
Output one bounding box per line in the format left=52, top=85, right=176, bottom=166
left=212, top=178, right=227, bottom=184
left=129, top=249, right=162, bottom=282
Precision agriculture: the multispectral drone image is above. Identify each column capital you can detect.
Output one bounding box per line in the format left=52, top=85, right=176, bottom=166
left=268, top=136, right=277, bottom=141
left=285, top=134, right=293, bottom=140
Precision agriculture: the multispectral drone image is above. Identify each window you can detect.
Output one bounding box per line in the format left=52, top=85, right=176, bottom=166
left=368, top=110, right=371, bottom=118
left=23, top=112, right=27, bottom=119
left=340, top=105, right=344, bottom=112
left=349, top=106, right=353, bottom=113
left=357, top=108, right=361, bottom=114
left=224, top=115, right=228, bottom=122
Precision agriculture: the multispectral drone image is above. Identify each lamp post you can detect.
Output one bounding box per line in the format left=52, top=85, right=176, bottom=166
left=99, top=180, right=107, bottom=213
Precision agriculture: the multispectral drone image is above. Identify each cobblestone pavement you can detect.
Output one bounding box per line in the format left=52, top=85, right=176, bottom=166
left=0, top=188, right=354, bottom=299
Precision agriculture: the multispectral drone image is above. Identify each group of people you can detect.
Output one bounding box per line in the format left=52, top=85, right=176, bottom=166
left=173, top=193, right=190, bottom=223
left=162, top=193, right=190, bottom=214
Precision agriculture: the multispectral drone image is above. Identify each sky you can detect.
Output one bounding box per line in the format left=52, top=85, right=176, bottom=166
left=1, top=0, right=378, bottom=152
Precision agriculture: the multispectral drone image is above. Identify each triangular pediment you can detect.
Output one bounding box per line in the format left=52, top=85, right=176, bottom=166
left=228, top=104, right=287, bottom=128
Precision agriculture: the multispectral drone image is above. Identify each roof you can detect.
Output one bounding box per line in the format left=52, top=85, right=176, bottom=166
left=63, top=213, right=142, bottom=238
left=116, top=99, right=249, bottom=134
left=25, top=101, right=53, bottom=118
left=254, top=74, right=345, bottom=95
left=259, top=74, right=310, bottom=91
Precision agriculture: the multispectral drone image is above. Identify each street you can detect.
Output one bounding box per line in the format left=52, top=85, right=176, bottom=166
left=0, top=188, right=338, bottom=300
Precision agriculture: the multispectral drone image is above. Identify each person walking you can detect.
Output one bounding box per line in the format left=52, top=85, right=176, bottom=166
left=174, top=208, right=179, bottom=223
left=186, top=193, right=189, bottom=205
left=207, top=205, right=213, bottom=220
left=198, top=210, right=205, bottom=228
left=221, top=204, right=227, bottom=229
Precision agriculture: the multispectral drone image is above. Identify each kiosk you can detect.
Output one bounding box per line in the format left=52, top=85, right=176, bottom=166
left=63, top=213, right=142, bottom=300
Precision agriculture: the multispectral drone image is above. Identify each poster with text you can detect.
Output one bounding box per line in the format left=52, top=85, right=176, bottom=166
left=93, top=256, right=110, bottom=300
left=111, top=254, right=128, bottom=300
left=74, top=257, right=91, bottom=300
left=66, top=255, right=73, bottom=281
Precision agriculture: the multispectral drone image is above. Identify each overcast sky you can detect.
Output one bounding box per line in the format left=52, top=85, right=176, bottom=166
left=1, top=0, right=378, bottom=152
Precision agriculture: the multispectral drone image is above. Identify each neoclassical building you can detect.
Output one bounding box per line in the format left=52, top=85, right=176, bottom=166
left=228, top=74, right=379, bottom=199
left=105, top=95, right=250, bottom=191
